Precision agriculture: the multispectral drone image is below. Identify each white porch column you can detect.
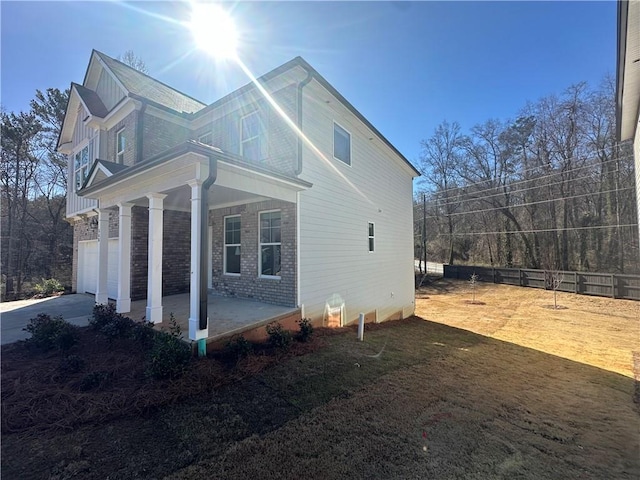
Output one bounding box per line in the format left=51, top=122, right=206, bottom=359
left=95, top=208, right=110, bottom=305
left=146, top=194, right=166, bottom=323
left=188, top=180, right=208, bottom=340
left=116, top=202, right=133, bottom=313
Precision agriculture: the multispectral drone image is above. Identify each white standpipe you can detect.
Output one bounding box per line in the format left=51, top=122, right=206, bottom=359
left=358, top=313, right=365, bottom=341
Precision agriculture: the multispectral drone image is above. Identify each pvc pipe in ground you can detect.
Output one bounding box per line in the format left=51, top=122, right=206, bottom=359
left=197, top=338, right=207, bottom=357
left=358, top=313, right=364, bottom=341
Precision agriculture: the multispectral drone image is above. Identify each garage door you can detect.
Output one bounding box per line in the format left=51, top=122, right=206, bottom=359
left=78, top=239, right=119, bottom=299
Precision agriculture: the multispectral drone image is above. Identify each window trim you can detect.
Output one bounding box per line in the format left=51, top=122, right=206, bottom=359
left=73, top=141, right=92, bottom=192
left=223, top=214, right=241, bottom=276
left=198, top=131, right=213, bottom=146
left=333, top=121, right=352, bottom=166
left=258, top=209, right=282, bottom=279
left=240, top=110, right=263, bottom=162
left=368, top=222, right=375, bottom=253
left=116, top=128, right=125, bottom=164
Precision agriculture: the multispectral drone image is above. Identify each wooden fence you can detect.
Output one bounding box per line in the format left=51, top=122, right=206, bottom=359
left=443, top=265, right=640, bottom=301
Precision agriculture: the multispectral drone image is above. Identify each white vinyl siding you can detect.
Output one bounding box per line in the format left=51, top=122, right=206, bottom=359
left=224, top=215, right=241, bottom=275
left=96, top=68, right=126, bottom=111
left=259, top=210, right=281, bottom=278
left=66, top=104, right=98, bottom=216
left=298, top=81, right=416, bottom=324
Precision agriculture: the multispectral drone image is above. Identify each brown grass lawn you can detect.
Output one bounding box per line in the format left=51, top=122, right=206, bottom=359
left=2, top=280, right=639, bottom=479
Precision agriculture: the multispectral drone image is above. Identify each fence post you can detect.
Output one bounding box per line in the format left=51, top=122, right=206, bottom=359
left=611, top=274, right=616, bottom=299
left=519, top=269, right=523, bottom=287
left=574, top=272, right=578, bottom=294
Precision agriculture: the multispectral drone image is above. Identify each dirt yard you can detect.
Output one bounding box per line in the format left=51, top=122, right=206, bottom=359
left=416, top=278, right=640, bottom=379
left=2, top=281, right=638, bottom=479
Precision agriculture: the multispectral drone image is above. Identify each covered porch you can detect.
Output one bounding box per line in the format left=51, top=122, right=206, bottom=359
left=128, top=293, right=300, bottom=342
left=79, top=141, right=311, bottom=341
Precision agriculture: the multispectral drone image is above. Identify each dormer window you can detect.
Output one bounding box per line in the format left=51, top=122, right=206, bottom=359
left=116, top=128, right=125, bottom=164
left=74, top=143, right=91, bottom=191
left=240, top=111, right=263, bottom=162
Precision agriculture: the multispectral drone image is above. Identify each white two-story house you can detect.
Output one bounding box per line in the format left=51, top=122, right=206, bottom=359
left=57, top=51, right=419, bottom=341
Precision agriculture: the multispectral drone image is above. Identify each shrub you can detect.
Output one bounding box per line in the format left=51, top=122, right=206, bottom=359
left=79, top=371, right=111, bottom=391
left=296, top=318, right=314, bottom=342
left=131, top=320, right=156, bottom=349
left=145, top=332, right=192, bottom=380
left=224, top=335, right=253, bottom=359
left=60, top=354, right=86, bottom=374
left=89, top=304, right=119, bottom=331
left=33, top=278, right=64, bottom=297
left=100, top=315, right=135, bottom=341
left=23, top=314, right=78, bottom=352
left=266, top=322, right=292, bottom=350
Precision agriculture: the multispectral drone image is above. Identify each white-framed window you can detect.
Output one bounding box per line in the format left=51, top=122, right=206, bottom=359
left=116, top=128, right=125, bottom=164
left=259, top=210, right=281, bottom=278
left=74, top=143, right=92, bottom=191
left=368, top=222, right=375, bottom=252
left=333, top=122, right=351, bottom=165
left=198, top=132, right=213, bottom=146
left=224, top=215, right=241, bottom=275
left=240, top=111, right=263, bottom=161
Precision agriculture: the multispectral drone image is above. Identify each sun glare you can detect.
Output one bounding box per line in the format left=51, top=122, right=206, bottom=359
left=189, top=3, right=238, bottom=59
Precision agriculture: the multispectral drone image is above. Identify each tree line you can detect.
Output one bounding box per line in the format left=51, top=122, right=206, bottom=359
left=1, top=88, right=72, bottom=299
left=415, top=76, right=639, bottom=274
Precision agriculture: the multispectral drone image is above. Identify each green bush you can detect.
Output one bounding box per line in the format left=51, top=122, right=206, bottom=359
left=90, top=304, right=135, bottom=341
left=144, top=332, right=192, bottom=380
left=265, top=322, right=292, bottom=350
left=23, top=314, right=78, bottom=352
left=224, top=335, right=253, bottom=359
left=79, top=371, right=111, bottom=391
left=131, top=320, right=156, bottom=349
left=33, top=278, right=64, bottom=297
left=60, top=354, right=86, bottom=374
left=296, top=318, right=314, bottom=342
left=89, top=304, right=119, bottom=331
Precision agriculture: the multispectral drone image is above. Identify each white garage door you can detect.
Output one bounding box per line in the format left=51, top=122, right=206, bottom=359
left=78, top=239, right=119, bottom=299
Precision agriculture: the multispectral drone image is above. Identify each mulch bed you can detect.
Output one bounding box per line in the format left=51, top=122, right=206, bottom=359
left=1, top=326, right=327, bottom=435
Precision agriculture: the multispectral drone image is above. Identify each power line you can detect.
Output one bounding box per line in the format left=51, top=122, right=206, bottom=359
left=422, top=187, right=635, bottom=220
left=419, top=154, right=633, bottom=208
left=434, top=223, right=639, bottom=237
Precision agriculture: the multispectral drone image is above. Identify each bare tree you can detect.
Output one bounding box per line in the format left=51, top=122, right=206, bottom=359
left=117, top=50, right=148, bottom=74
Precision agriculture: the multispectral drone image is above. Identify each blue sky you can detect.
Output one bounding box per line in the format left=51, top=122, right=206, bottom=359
left=2, top=1, right=616, bottom=165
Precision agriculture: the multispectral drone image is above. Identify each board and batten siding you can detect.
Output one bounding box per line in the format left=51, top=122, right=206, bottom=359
left=66, top=104, right=98, bottom=216
left=96, top=68, right=125, bottom=112
left=297, top=81, right=416, bottom=324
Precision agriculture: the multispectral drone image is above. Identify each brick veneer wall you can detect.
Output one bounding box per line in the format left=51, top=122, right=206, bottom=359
left=142, top=113, right=190, bottom=161
left=210, top=199, right=296, bottom=307
left=130, top=206, right=191, bottom=300
left=107, top=111, right=137, bottom=166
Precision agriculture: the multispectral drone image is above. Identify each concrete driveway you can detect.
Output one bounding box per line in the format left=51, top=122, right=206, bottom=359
left=0, top=294, right=96, bottom=345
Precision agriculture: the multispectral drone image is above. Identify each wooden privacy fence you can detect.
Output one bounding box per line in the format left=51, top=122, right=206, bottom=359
left=443, top=265, right=640, bottom=301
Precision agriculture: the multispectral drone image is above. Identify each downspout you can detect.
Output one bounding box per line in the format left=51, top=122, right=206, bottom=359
left=199, top=154, right=217, bottom=335
left=295, top=70, right=313, bottom=175
left=136, top=100, right=147, bottom=164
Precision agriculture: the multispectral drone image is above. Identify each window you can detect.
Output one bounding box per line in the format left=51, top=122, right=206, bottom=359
left=74, top=144, right=91, bottom=191
left=198, top=132, right=213, bottom=146
left=259, top=211, right=281, bottom=277
left=368, top=222, right=375, bottom=252
left=240, top=111, right=263, bottom=161
left=224, top=216, right=241, bottom=275
left=333, top=122, right=351, bottom=165
left=116, top=128, right=125, bottom=164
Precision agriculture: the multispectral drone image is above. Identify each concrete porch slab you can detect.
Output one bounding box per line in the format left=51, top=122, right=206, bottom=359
left=127, top=293, right=299, bottom=341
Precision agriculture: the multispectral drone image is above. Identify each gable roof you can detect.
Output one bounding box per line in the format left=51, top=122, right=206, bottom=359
left=93, top=50, right=206, bottom=115
left=193, top=56, right=420, bottom=176
left=72, top=83, right=109, bottom=118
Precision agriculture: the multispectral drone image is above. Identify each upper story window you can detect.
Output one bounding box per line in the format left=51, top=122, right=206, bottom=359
left=198, top=132, right=213, bottom=146
left=259, top=210, right=281, bottom=278
left=74, top=143, right=92, bottom=191
left=116, top=128, right=125, bottom=164
left=240, top=111, right=263, bottom=162
left=224, top=215, right=241, bottom=275
left=333, top=122, right=351, bottom=165
left=368, top=222, right=375, bottom=252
